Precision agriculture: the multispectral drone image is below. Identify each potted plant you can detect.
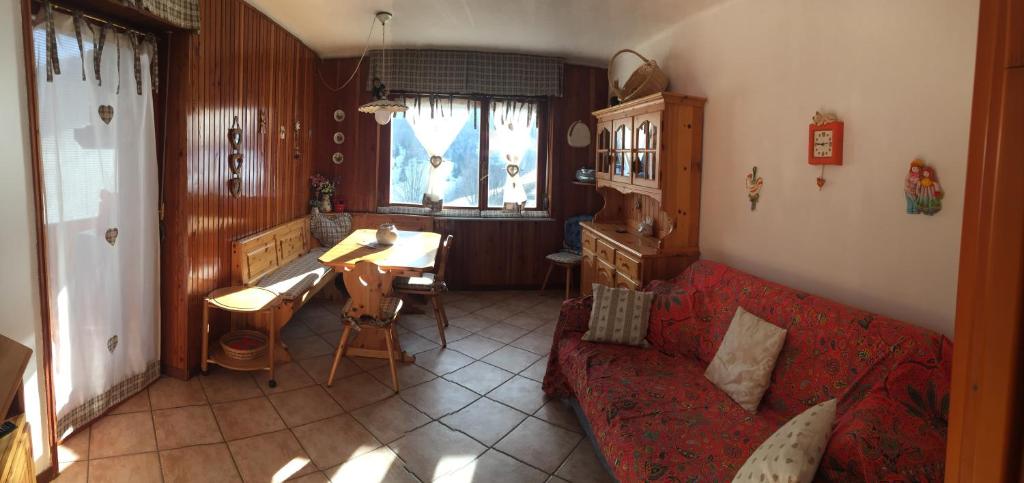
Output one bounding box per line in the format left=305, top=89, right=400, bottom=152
left=310, top=174, right=337, bottom=212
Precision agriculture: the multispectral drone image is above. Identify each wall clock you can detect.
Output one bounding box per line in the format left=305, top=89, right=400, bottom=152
left=808, top=111, right=844, bottom=189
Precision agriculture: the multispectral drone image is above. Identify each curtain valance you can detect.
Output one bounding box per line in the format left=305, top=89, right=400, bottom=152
left=367, top=49, right=564, bottom=98
left=120, top=0, right=200, bottom=30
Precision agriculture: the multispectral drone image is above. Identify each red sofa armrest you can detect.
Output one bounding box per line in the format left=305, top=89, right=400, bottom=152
left=541, top=296, right=592, bottom=397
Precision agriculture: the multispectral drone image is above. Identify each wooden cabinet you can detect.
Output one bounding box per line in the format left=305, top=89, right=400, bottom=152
left=582, top=92, right=705, bottom=294
left=1, top=335, right=34, bottom=483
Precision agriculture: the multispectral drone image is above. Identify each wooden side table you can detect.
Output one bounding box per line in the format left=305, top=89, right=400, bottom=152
left=201, top=286, right=282, bottom=387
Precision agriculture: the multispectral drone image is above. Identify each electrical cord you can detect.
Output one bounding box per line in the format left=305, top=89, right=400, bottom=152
left=316, top=15, right=377, bottom=92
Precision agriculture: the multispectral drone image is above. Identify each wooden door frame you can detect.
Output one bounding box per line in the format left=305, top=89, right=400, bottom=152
left=945, top=0, right=1024, bottom=480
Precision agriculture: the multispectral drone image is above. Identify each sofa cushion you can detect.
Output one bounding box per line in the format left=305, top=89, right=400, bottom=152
left=735, top=399, right=836, bottom=483
left=310, top=211, right=352, bottom=247
left=256, top=247, right=330, bottom=300
left=705, top=306, right=787, bottom=412
left=582, top=284, right=653, bottom=347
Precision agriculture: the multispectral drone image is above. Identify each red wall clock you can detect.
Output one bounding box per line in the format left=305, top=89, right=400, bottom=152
left=808, top=111, right=843, bottom=189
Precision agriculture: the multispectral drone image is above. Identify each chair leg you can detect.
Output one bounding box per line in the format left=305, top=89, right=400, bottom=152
left=326, top=325, right=352, bottom=387
left=564, top=264, right=572, bottom=300
left=383, top=326, right=400, bottom=392
left=431, top=296, right=447, bottom=348
left=541, top=262, right=554, bottom=293
left=437, top=293, right=450, bottom=327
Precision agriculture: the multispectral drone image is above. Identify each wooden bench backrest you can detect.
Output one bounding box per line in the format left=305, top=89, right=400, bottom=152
left=231, top=217, right=310, bottom=285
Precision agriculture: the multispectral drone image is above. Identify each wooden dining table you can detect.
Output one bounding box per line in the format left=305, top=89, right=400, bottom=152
left=318, top=228, right=442, bottom=362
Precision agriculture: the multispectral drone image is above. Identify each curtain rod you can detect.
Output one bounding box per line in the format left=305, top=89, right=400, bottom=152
left=35, top=0, right=157, bottom=38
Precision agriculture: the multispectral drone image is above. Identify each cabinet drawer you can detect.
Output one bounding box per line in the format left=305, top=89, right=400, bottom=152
left=595, top=259, right=616, bottom=287
left=595, top=239, right=616, bottom=264
left=614, top=272, right=640, bottom=290
left=614, top=252, right=641, bottom=281
left=581, top=230, right=596, bottom=253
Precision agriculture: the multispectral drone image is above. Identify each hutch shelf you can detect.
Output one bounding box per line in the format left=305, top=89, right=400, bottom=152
left=581, top=92, right=706, bottom=294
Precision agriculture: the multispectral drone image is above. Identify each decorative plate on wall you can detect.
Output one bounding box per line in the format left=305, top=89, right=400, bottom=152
left=332, top=152, right=344, bottom=165
left=333, top=109, right=346, bottom=122
left=333, top=132, right=345, bottom=144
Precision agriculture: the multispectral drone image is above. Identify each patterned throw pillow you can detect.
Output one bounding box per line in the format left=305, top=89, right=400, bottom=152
left=705, top=306, right=787, bottom=412
left=581, top=284, right=654, bottom=347
left=732, top=399, right=837, bottom=483
left=310, top=211, right=352, bottom=247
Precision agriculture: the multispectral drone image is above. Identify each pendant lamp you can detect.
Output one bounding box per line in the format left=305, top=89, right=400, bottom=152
left=358, top=11, right=407, bottom=125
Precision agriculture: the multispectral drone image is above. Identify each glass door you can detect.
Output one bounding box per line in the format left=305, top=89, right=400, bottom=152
left=611, top=118, right=633, bottom=184
left=633, top=112, right=661, bottom=189
left=595, top=121, right=612, bottom=180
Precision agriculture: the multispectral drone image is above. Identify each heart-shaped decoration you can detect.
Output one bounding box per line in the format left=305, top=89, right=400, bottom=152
left=105, top=228, right=118, bottom=246
left=227, top=178, right=242, bottom=197
left=429, top=155, right=443, bottom=168
left=228, top=153, right=243, bottom=173
left=506, top=164, right=520, bottom=177
left=98, top=105, right=114, bottom=124
left=107, top=335, right=118, bottom=353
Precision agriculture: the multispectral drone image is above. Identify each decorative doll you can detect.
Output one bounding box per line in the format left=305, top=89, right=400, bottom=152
left=915, top=165, right=943, bottom=215
left=905, top=159, right=924, bottom=214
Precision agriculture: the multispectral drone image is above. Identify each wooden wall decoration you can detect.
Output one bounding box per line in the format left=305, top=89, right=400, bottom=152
left=161, top=0, right=317, bottom=378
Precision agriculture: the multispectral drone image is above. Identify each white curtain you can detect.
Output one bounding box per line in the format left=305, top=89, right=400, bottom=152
left=405, top=98, right=471, bottom=203
left=34, top=13, right=160, bottom=437
left=492, top=101, right=533, bottom=207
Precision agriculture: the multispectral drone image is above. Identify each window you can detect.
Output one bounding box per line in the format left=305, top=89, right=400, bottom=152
left=388, top=97, right=543, bottom=210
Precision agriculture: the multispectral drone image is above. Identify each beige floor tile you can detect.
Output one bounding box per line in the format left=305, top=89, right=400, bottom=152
left=397, top=331, right=440, bottom=355
left=255, top=361, right=315, bottom=395
left=503, top=313, right=549, bottom=331
left=160, top=443, right=241, bottom=483
left=299, top=354, right=362, bottom=383
left=350, top=396, right=430, bottom=443
left=52, top=461, right=87, bottom=483
left=109, top=389, right=151, bottom=415
left=447, top=298, right=490, bottom=314
left=482, top=346, right=542, bottom=373
left=199, top=366, right=263, bottom=403
left=148, top=376, right=206, bottom=410
left=320, top=330, right=343, bottom=348
left=511, top=332, right=555, bottom=355
left=488, top=376, right=548, bottom=414
left=268, top=385, right=344, bottom=427
left=436, top=449, right=548, bottom=483
left=398, top=378, right=479, bottom=419
left=88, top=452, right=162, bottom=483
left=281, top=320, right=316, bottom=340
left=546, top=476, right=571, bottom=483
left=397, top=313, right=438, bottom=331
left=477, top=322, right=530, bottom=344
left=448, top=334, right=504, bottom=359
left=325, top=372, right=395, bottom=410
left=292, top=414, right=382, bottom=470
left=440, top=398, right=527, bottom=446
left=441, top=304, right=470, bottom=320
left=389, top=422, right=486, bottom=481
left=290, top=471, right=332, bottom=483
left=285, top=335, right=336, bottom=360
left=448, top=314, right=498, bottom=333
left=444, top=361, right=514, bottom=395
left=228, top=430, right=316, bottom=483
left=89, top=412, right=157, bottom=459
left=211, top=396, right=286, bottom=440
left=369, top=362, right=436, bottom=389
left=414, top=324, right=472, bottom=345
left=520, top=356, right=549, bottom=382
left=305, top=312, right=343, bottom=335
left=324, top=446, right=418, bottom=483
left=534, top=399, right=582, bottom=433
left=57, top=427, right=89, bottom=462
left=153, top=405, right=223, bottom=450
left=495, top=417, right=582, bottom=473
left=475, top=303, right=522, bottom=322
left=532, top=321, right=558, bottom=337
left=555, top=440, right=614, bottom=483
left=350, top=355, right=390, bottom=371
left=413, top=348, right=475, bottom=376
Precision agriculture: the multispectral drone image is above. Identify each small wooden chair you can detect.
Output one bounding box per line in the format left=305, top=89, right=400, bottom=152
left=326, top=261, right=404, bottom=391
left=541, top=215, right=592, bottom=299
left=394, top=235, right=454, bottom=347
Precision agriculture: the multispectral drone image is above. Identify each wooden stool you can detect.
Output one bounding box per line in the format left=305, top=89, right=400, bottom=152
left=541, top=251, right=582, bottom=299
left=201, top=286, right=282, bottom=387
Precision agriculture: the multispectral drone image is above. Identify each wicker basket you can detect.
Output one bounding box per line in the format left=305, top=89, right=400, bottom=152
left=220, top=330, right=268, bottom=361
left=608, top=49, right=669, bottom=103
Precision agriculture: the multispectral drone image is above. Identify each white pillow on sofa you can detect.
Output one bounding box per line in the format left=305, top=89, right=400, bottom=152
left=581, top=284, right=654, bottom=347
left=733, top=399, right=837, bottom=483
left=705, top=306, right=787, bottom=412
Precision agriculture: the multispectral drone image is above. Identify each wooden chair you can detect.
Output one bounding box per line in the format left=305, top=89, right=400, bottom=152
left=394, top=235, right=454, bottom=347
left=541, top=215, right=592, bottom=299
left=326, top=261, right=404, bottom=391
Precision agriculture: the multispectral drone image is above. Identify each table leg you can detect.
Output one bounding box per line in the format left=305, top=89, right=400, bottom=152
left=201, top=301, right=210, bottom=375
left=342, top=267, right=415, bottom=363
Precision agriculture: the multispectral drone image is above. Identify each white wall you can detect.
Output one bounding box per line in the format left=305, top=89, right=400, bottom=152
left=0, top=0, right=52, bottom=472
left=619, top=0, right=978, bottom=336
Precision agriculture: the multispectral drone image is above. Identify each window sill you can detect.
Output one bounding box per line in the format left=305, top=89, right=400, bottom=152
left=376, top=205, right=553, bottom=221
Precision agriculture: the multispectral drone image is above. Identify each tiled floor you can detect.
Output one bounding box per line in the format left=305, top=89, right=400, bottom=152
left=54, top=291, right=614, bottom=483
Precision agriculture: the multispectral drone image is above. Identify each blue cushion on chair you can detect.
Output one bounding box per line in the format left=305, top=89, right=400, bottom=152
left=563, top=214, right=593, bottom=254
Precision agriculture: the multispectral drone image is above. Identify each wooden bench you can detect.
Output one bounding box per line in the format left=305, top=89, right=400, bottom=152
left=231, top=217, right=338, bottom=359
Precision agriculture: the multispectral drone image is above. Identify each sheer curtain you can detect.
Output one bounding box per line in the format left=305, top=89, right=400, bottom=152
left=33, top=12, right=160, bottom=438
left=405, top=98, right=471, bottom=204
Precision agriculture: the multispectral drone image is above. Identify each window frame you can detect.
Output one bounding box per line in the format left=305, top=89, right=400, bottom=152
left=379, top=96, right=549, bottom=212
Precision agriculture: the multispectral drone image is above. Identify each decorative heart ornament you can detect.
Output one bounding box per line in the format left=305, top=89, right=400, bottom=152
left=98, top=105, right=114, bottom=124
left=506, top=164, right=520, bottom=177
left=107, top=335, right=118, bottom=353
left=105, top=228, right=118, bottom=246
left=429, top=155, right=443, bottom=168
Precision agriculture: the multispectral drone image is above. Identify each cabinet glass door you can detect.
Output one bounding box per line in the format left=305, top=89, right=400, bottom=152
left=633, top=113, right=661, bottom=189
left=595, top=122, right=612, bottom=180
left=611, top=118, right=633, bottom=183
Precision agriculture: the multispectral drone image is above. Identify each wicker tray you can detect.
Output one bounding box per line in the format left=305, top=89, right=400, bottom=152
left=219, top=330, right=268, bottom=361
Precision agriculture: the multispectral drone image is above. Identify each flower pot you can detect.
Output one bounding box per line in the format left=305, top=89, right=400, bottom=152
left=319, top=194, right=332, bottom=212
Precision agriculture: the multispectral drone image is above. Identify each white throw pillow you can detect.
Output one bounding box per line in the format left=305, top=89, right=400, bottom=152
left=732, top=399, right=837, bottom=483
left=705, top=306, right=787, bottom=412
left=581, top=284, right=654, bottom=347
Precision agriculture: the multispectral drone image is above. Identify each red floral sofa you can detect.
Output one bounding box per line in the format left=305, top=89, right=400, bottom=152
left=543, top=260, right=952, bottom=482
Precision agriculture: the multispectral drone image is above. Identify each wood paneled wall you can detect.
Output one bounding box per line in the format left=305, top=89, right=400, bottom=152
left=312, top=62, right=608, bottom=288
left=161, top=0, right=316, bottom=377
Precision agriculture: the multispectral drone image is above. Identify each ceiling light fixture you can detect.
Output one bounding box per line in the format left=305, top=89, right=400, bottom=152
left=358, top=11, right=407, bottom=125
